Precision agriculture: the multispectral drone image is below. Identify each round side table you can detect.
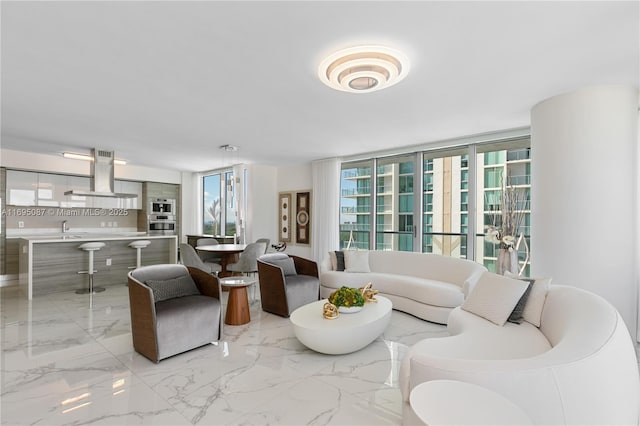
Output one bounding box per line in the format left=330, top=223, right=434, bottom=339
left=408, top=380, right=532, bottom=425
left=220, top=277, right=256, bottom=325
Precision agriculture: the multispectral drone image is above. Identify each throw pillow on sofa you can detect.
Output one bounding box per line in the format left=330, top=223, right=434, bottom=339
left=461, top=272, right=529, bottom=326
left=522, top=277, right=551, bottom=327
left=334, top=251, right=346, bottom=271
left=507, top=280, right=534, bottom=324
left=503, top=272, right=552, bottom=327
left=344, top=250, right=370, bottom=273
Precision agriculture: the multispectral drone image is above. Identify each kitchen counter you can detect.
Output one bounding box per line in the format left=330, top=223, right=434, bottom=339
left=18, top=233, right=178, bottom=299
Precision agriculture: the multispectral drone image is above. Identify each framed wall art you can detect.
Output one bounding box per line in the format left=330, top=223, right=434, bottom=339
left=278, top=192, right=292, bottom=242
left=295, top=191, right=311, bottom=245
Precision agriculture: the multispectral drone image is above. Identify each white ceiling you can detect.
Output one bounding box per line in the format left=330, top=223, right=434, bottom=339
left=1, top=1, right=638, bottom=172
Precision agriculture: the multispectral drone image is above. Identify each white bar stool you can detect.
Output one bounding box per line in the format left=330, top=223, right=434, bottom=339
left=128, top=240, right=151, bottom=269
left=76, top=242, right=106, bottom=295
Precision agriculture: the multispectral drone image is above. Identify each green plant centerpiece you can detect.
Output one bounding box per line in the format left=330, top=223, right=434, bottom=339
left=328, top=286, right=365, bottom=313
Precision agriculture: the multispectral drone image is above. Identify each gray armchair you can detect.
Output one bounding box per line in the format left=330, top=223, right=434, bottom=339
left=127, top=264, right=223, bottom=363
left=257, top=253, right=320, bottom=317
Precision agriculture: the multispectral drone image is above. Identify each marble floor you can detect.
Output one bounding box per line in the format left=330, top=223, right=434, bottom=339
left=0, top=283, right=447, bottom=425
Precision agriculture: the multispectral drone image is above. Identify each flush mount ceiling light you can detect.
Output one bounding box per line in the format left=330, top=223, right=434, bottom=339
left=318, top=45, right=410, bottom=93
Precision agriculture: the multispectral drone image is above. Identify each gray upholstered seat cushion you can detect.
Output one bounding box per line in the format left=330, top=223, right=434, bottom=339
left=284, top=275, right=319, bottom=313
left=155, top=295, right=222, bottom=360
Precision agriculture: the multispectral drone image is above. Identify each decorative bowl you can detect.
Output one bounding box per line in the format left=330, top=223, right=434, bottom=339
left=338, top=306, right=362, bottom=314
left=328, top=286, right=365, bottom=312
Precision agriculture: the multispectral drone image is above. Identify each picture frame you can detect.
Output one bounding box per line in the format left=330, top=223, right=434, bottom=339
left=295, top=191, right=311, bottom=245
left=278, top=192, right=292, bottom=242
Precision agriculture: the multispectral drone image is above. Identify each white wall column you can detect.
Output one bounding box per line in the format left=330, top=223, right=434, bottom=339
left=244, top=164, right=278, bottom=246
left=531, top=85, right=639, bottom=337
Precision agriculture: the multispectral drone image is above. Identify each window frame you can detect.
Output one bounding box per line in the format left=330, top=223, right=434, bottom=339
left=339, top=136, right=530, bottom=268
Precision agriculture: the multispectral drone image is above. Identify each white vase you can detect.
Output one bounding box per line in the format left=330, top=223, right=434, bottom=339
left=497, top=247, right=519, bottom=275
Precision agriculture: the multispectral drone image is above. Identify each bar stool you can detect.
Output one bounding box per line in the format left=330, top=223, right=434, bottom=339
left=76, top=242, right=106, bottom=294
left=128, top=240, right=151, bottom=269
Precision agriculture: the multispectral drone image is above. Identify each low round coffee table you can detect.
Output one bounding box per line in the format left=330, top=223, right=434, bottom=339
left=220, top=277, right=256, bottom=326
left=290, top=296, right=392, bottom=355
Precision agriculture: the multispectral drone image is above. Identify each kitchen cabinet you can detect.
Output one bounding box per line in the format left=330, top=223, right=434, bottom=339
left=145, top=182, right=179, bottom=200
left=115, top=180, right=142, bottom=209
left=6, top=170, right=37, bottom=206
left=62, top=176, right=91, bottom=208
left=5, top=170, right=142, bottom=209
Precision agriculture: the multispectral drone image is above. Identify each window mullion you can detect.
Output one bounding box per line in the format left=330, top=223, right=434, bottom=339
left=467, top=144, right=477, bottom=261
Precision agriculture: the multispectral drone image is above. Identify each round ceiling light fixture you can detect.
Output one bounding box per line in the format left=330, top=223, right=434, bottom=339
left=318, top=45, right=410, bottom=94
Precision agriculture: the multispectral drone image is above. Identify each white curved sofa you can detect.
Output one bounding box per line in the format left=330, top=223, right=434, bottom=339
left=320, top=250, right=487, bottom=324
left=400, top=284, right=640, bottom=425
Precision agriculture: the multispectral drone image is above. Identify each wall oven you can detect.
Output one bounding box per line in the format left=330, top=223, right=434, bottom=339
left=150, top=198, right=176, bottom=215
left=148, top=214, right=176, bottom=235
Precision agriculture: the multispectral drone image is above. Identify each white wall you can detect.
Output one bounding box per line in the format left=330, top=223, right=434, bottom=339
left=180, top=171, right=198, bottom=243
left=531, top=85, right=639, bottom=337
left=245, top=164, right=278, bottom=248
left=277, top=163, right=312, bottom=258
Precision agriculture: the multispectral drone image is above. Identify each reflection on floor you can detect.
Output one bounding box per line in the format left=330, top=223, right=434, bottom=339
left=0, top=284, right=447, bottom=425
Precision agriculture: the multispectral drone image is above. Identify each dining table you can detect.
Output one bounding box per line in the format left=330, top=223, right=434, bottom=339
left=195, top=243, right=247, bottom=278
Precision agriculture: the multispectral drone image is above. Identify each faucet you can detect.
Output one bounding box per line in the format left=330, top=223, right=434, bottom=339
left=62, top=220, right=69, bottom=233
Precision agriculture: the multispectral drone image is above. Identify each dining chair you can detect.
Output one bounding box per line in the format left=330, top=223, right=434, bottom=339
left=180, top=243, right=222, bottom=275
left=255, top=238, right=270, bottom=254
left=226, top=241, right=267, bottom=300
left=196, top=238, right=222, bottom=264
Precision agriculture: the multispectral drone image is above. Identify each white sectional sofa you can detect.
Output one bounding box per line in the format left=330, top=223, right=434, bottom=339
left=400, top=283, right=640, bottom=425
left=320, top=250, right=487, bottom=324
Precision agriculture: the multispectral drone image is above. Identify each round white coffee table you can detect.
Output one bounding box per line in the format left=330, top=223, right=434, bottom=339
left=290, top=296, right=392, bottom=355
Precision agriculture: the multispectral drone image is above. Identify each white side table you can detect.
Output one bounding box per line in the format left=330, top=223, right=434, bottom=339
left=408, top=380, right=532, bottom=426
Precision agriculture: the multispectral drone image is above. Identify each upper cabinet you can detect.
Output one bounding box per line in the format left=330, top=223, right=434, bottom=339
left=6, top=170, right=37, bottom=206
left=5, top=170, right=142, bottom=209
left=115, top=180, right=142, bottom=209
left=146, top=182, right=179, bottom=200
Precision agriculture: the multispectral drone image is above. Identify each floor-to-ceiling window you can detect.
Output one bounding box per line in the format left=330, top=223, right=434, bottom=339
left=202, top=169, right=236, bottom=237
left=340, top=161, right=371, bottom=249
left=476, top=142, right=531, bottom=274
left=339, top=137, right=532, bottom=273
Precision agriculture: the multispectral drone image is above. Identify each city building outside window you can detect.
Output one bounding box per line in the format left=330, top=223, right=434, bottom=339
left=339, top=138, right=531, bottom=274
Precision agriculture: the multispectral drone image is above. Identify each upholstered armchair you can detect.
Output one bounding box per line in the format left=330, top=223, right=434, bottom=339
left=127, top=264, right=223, bottom=363
left=257, top=253, right=320, bottom=317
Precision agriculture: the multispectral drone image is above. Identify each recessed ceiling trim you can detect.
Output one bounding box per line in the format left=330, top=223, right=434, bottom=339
left=318, top=45, right=410, bottom=93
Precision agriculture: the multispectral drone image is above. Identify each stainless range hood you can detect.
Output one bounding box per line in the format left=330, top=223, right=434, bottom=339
left=64, top=149, right=138, bottom=198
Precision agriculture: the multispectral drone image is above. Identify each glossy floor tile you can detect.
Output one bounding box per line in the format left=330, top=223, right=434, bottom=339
left=0, top=283, right=445, bottom=425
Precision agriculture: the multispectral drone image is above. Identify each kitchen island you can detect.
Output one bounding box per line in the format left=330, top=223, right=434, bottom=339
left=18, top=233, right=178, bottom=299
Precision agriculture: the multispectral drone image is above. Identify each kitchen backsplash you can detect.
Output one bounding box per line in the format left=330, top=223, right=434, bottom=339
left=4, top=205, right=139, bottom=234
